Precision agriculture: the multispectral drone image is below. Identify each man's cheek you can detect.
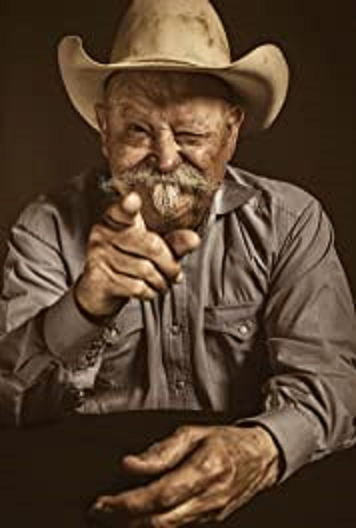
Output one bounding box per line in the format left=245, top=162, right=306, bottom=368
left=190, top=150, right=224, bottom=181
left=110, top=146, right=149, bottom=174
left=183, top=149, right=214, bottom=174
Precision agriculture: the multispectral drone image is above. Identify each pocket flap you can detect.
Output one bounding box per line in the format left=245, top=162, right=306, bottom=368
left=204, top=304, right=258, bottom=341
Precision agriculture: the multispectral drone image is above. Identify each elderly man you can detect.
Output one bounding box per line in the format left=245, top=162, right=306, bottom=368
left=0, top=0, right=355, bottom=526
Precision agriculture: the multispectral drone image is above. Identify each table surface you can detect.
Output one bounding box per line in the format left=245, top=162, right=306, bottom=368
left=0, top=410, right=355, bottom=528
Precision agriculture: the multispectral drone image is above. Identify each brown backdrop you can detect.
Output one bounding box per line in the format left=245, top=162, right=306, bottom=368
left=1, top=0, right=355, bottom=295
left=0, top=2, right=356, bottom=526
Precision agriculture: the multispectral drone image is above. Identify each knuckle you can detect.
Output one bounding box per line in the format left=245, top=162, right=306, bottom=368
left=200, top=451, right=228, bottom=479
left=131, top=279, right=147, bottom=297
left=175, top=425, right=194, bottom=437
left=146, top=233, right=162, bottom=255
left=89, top=245, right=106, bottom=261
left=88, top=225, right=104, bottom=244
left=139, top=259, right=155, bottom=278
left=199, top=456, right=218, bottom=477
left=124, top=495, right=143, bottom=515
left=83, top=260, right=106, bottom=282
left=131, top=280, right=154, bottom=300
left=157, top=488, right=176, bottom=509
left=211, top=491, right=229, bottom=511
left=174, top=424, right=202, bottom=441
left=141, top=264, right=166, bottom=289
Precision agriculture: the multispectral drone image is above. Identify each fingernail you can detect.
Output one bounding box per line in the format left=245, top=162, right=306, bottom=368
left=93, top=500, right=104, bottom=511
left=93, top=499, right=111, bottom=512
left=176, top=271, right=184, bottom=283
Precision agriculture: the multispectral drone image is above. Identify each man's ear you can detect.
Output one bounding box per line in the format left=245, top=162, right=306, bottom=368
left=95, top=103, right=109, bottom=159
left=225, top=106, right=245, bottom=161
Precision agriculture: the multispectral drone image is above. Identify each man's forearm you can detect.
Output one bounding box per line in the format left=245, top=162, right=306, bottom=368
left=0, top=289, right=105, bottom=426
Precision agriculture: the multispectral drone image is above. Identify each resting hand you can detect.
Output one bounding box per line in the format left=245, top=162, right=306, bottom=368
left=75, top=192, right=200, bottom=318
left=92, top=425, right=280, bottom=527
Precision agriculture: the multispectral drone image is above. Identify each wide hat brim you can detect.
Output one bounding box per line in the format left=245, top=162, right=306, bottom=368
left=58, top=36, right=289, bottom=136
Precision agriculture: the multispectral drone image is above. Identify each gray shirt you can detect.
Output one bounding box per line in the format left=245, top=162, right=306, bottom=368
left=0, top=166, right=355, bottom=480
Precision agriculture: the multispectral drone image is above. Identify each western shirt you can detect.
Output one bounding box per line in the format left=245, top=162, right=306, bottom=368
left=0, top=166, right=355, bottom=480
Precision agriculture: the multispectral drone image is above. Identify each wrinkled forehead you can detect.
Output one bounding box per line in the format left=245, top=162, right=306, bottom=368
left=104, top=70, right=235, bottom=108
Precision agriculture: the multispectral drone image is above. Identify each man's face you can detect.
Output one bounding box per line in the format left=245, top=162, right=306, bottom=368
left=96, top=71, right=243, bottom=233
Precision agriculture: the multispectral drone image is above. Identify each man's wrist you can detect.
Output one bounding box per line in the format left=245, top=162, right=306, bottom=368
left=74, top=276, right=127, bottom=324
left=73, top=287, right=112, bottom=326
left=252, top=425, right=283, bottom=485
left=43, top=289, right=103, bottom=364
left=236, top=424, right=282, bottom=486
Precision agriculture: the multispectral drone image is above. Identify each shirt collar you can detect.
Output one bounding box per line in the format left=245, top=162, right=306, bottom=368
left=213, top=165, right=258, bottom=216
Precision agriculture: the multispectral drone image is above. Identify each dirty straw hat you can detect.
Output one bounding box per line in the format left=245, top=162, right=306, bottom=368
left=58, top=0, right=289, bottom=135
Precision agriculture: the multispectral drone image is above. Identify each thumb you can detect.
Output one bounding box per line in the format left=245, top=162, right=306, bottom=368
left=122, top=426, right=207, bottom=476
left=164, top=229, right=201, bottom=258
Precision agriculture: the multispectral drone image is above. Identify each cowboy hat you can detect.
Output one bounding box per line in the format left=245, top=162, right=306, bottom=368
left=58, top=0, right=289, bottom=135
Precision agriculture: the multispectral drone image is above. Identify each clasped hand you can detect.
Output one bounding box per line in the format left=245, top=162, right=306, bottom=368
left=92, top=425, right=280, bottom=527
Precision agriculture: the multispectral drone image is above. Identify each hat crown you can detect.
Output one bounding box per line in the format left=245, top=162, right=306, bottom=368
left=110, top=0, right=231, bottom=67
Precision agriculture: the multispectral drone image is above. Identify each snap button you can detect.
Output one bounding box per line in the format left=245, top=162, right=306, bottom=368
left=103, top=325, right=120, bottom=344
left=237, top=320, right=254, bottom=338
left=170, top=325, right=182, bottom=336
left=175, top=380, right=186, bottom=390
left=64, top=387, right=85, bottom=409
left=109, top=327, right=119, bottom=338
left=85, top=350, right=99, bottom=365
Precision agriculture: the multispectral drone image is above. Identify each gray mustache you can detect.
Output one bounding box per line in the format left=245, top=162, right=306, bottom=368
left=105, top=162, right=215, bottom=194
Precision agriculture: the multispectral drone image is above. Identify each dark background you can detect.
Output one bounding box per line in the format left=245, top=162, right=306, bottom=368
left=1, top=0, right=355, bottom=295
left=1, top=411, right=356, bottom=528
left=0, top=1, right=355, bottom=526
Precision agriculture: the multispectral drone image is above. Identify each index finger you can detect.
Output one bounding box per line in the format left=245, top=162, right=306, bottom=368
left=103, top=192, right=144, bottom=229
left=122, top=426, right=207, bottom=475
left=93, top=443, right=215, bottom=517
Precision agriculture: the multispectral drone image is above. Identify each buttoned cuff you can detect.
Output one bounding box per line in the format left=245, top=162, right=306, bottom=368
left=43, top=289, right=104, bottom=368
left=237, top=406, right=319, bottom=481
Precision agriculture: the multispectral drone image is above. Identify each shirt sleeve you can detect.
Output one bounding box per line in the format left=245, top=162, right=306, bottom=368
left=0, top=201, right=105, bottom=426
left=240, top=197, right=356, bottom=480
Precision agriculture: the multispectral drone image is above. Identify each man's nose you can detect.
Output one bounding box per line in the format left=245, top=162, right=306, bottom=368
left=152, top=131, right=181, bottom=173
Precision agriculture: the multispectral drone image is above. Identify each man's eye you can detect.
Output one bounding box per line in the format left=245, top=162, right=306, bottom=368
left=127, top=123, right=149, bottom=136
left=176, top=132, right=205, bottom=145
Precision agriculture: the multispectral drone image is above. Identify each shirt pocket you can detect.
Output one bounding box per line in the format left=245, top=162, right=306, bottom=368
left=204, top=303, right=258, bottom=342
left=204, top=303, right=267, bottom=414
left=96, top=302, right=146, bottom=390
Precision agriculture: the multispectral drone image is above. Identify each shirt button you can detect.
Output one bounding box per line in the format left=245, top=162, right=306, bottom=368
left=85, top=352, right=99, bottom=365
left=170, top=325, right=181, bottom=336
left=175, top=380, right=186, bottom=390
left=237, top=320, right=253, bottom=337
left=64, top=387, right=85, bottom=409
left=103, top=326, right=120, bottom=344
left=109, top=327, right=119, bottom=338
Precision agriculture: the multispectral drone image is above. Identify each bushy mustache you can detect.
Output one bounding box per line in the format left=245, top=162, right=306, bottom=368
left=102, top=161, right=216, bottom=195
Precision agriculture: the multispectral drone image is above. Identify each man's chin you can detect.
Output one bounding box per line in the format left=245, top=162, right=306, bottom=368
left=138, top=188, right=199, bottom=233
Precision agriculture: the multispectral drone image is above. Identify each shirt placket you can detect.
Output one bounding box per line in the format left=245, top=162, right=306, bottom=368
left=162, top=267, right=198, bottom=408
